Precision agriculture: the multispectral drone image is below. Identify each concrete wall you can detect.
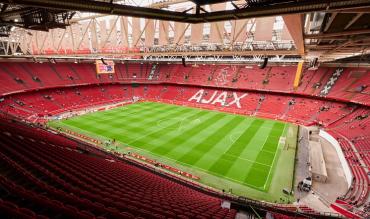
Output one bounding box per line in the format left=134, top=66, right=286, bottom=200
left=319, top=130, right=352, bottom=188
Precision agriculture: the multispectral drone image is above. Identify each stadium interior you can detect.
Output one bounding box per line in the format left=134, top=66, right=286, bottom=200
left=0, top=0, right=369, bottom=218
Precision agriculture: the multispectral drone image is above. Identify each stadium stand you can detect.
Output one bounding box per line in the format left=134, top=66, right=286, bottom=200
left=0, top=119, right=237, bottom=219
left=0, top=62, right=369, bottom=218
left=1, top=1, right=370, bottom=217
left=1, top=63, right=369, bottom=106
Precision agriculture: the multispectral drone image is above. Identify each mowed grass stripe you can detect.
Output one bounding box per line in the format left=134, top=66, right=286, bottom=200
left=107, top=107, right=196, bottom=139
left=151, top=113, right=227, bottom=156
left=118, top=107, right=204, bottom=137
left=243, top=122, right=285, bottom=188
left=254, top=123, right=285, bottom=166
left=177, top=116, right=245, bottom=165
left=50, top=102, right=294, bottom=194
left=64, top=104, right=178, bottom=124
left=236, top=122, right=276, bottom=161
left=82, top=103, right=189, bottom=131
left=63, top=104, right=198, bottom=143
left=208, top=119, right=264, bottom=176
left=128, top=110, right=209, bottom=147
left=65, top=105, right=195, bottom=141
left=79, top=102, right=150, bottom=118
left=261, top=124, right=285, bottom=153
left=226, top=119, right=265, bottom=156
left=58, top=103, right=167, bottom=134
left=75, top=102, right=175, bottom=124
left=61, top=102, right=155, bottom=124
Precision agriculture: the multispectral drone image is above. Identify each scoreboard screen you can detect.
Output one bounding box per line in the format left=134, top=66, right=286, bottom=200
left=96, top=60, right=115, bottom=74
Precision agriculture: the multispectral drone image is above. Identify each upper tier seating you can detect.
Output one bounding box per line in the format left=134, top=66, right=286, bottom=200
left=0, top=62, right=368, bottom=105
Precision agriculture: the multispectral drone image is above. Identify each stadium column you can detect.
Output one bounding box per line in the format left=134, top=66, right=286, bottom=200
left=120, top=17, right=129, bottom=48
left=158, top=21, right=169, bottom=46
left=132, top=17, right=141, bottom=48
left=144, top=19, right=155, bottom=48
left=293, top=61, right=304, bottom=90
left=209, top=3, right=226, bottom=44
left=283, top=14, right=305, bottom=56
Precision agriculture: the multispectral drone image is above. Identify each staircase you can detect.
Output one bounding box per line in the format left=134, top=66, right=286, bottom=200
left=48, top=63, right=64, bottom=80
left=280, top=99, right=294, bottom=119
left=44, top=95, right=64, bottom=109
left=254, top=95, right=265, bottom=115
left=20, top=64, right=45, bottom=87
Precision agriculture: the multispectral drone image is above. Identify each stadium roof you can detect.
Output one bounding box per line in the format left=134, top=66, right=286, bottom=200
left=0, top=0, right=369, bottom=64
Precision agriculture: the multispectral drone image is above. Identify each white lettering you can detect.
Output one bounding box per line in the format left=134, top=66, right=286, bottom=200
left=188, top=90, right=247, bottom=109
left=201, top=91, right=218, bottom=104
left=188, top=89, right=204, bottom=102
left=227, top=93, right=247, bottom=108
left=211, top=91, right=227, bottom=106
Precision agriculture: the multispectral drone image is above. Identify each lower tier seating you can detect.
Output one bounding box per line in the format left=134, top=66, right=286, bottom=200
left=0, top=120, right=236, bottom=219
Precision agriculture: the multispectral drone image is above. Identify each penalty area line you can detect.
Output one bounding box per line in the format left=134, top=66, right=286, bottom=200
left=124, top=143, right=265, bottom=190
left=262, top=123, right=287, bottom=191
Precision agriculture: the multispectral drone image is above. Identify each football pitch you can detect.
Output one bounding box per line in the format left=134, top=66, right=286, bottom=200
left=49, top=102, right=297, bottom=202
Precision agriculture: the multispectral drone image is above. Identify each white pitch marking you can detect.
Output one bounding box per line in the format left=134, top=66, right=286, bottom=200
left=126, top=111, right=199, bottom=145
left=223, top=154, right=272, bottom=167
left=263, top=123, right=288, bottom=190
left=124, top=143, right=265, bottom=189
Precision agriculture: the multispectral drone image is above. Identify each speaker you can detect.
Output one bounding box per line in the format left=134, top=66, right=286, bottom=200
left=101, top=57, right=108, bottom=65
left=182, top=57, right=186, bottom=67
left=311, top=58, right=318, bottom=67
left=259, top=57, right=268, bottom=69
left=308, top=57, right=319, bottom=70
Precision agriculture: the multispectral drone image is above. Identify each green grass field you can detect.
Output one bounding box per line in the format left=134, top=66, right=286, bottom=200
left=49, top=102, right=297, bottom=202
